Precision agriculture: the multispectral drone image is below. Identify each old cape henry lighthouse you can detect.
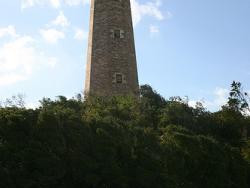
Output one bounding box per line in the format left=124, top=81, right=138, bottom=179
left=84, top=0, right=139, bottom=96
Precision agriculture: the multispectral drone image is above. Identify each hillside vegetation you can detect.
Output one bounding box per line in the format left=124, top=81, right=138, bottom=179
left=0, top=82, right=250, bottom=188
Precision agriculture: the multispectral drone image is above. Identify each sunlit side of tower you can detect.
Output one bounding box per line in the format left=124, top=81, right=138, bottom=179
left=84, top=0, right=139, bottom=96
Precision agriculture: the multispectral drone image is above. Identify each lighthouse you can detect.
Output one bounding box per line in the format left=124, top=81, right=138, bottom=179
left=84, top=0, right=139, bottom=96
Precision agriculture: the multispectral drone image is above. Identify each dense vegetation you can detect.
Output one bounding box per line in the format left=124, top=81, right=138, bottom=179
left=0, top=82, right=250, bottom=188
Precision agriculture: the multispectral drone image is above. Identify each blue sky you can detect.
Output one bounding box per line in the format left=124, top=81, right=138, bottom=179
left=0, top=0, right=250, bottom=111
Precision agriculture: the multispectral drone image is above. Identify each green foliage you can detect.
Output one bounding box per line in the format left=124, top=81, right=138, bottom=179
left=1, top=94, right=26, bottom=108
left=227, top=81, right=250, bottom=114
left=160, top=125, right=248, bottom=188
left=0, top=83, right=249, bottom=188
left=160, top=100, right=194, bottom=129
left=242, top=140, right=250, bottom=161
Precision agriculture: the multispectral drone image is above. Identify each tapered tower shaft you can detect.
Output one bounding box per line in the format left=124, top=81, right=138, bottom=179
left=85, top=0, right=139, bottom=96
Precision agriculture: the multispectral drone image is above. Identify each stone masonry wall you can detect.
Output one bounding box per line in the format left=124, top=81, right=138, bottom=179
left=85, top=0, right=139, bottom=96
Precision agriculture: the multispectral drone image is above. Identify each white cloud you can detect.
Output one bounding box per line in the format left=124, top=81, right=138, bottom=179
left=40, top=28, right=65, bottom=44
left=26, top=101, right=40, bottom=109
left=202, top=88, right=229, bottom=111
left=245, top=110, right=250, bottom=116
left=212, top=87, right=229, bottom=107
left=21, top=0, right=61, bottom=9
left=64, top=0, right=89, bottom=6
left=189, top=88, right=229, bottom=111
left=0, top=25, right=19, bottom=38
left=20, top=0, right=168, bottom=26
left=149, top=25, right=159, bottom=33
left=0, top=29, right=57, bottom=86
left=74, top=28, right=88, bottom=40
left=131, top=0, right=166, bottom=26
left=21, top=0, right=89, bottom=9
left=21, top=0, right=169, bottom=28
left=188, top=100, right=198, bottom=108
left=50, top=0, right=61, bottom=8
left=0, top=74, right=27, bottom=86
left=51, top=11, right=70, bottom=27
left=21, top=0, right=36, bottom=9
left=41, top=12, right=68, bottom=43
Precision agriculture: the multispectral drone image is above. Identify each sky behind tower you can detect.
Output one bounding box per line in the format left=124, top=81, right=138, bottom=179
left=0, top=0, right=250, bottom=111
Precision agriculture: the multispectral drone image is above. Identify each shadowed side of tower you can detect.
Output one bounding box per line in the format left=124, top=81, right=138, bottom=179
left=84, top=0, right=139, bottom=96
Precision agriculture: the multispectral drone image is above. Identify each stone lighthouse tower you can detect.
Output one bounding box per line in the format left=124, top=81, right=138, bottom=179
left=84, top=0, right=139, bottom=96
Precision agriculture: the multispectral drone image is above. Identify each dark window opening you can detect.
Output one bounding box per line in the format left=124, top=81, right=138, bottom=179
left=116, top=74, right=123, bottom=84
left=114, top=30, right=121, bottom=38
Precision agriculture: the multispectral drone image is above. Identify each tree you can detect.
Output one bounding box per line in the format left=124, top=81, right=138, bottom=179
left=138, top=85, right=166, bottom=129
left=227, top=81, right=249, bottom=114
left=159, top=97, right=195, bottom=130
left=160, top=125, right=248, bottom=188
left=0, top=84, right=250, bottom=188
left=3, top=94, right=26, bottom=108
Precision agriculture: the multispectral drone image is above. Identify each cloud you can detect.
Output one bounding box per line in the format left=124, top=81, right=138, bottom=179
left=188, top=88, right=229, bottom=111
left=0, top=25, right=19, bottom=38
left=64, top=0, right=89, bottom=6
left=21, top=0, right=169, bottom=28
left=21, top=0, right=61, bottom=9
left=26, top=101, right=40, bottom=109
left=74, top=28, right=88, bottom=40
left=21, top=0, right=89, bottom=9
left=50, top=0, right=61, bottom=8
left=0, top=28, right=57, bottom=86
left=131, top=0, right=167, bottom=26
left=40, top=11, right=68, bottom=43
left=51, top=11, right=70, bottom=27
left=0, top=74, right=27, bottom=86
left=212, top=87, right=229, bottom=107
left=188, top=100, right=199, bottom=108
left=40, top=28, right=65, bottom=44
left=48, top=0, right=61, bottom=8
left=204, top=87, right=229, bottom=110
left=149, top=25, right=159, bottom=33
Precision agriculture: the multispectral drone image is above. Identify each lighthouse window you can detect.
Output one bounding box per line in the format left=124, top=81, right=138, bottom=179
left=116, top=73, right=123, bottom=84
left=110, top=29, right=125, bottom=39
left=114, top=30, right=121, bottom=38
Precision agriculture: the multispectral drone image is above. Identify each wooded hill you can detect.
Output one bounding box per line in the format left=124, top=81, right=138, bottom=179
left=0, top=82, right=250, bottom=188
